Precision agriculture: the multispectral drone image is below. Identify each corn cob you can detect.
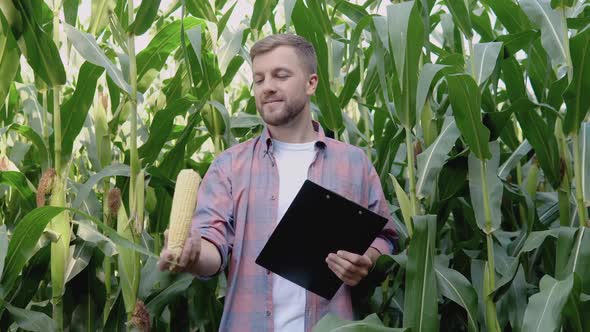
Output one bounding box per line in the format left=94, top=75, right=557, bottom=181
left=168, top=169, right=201, bottom=264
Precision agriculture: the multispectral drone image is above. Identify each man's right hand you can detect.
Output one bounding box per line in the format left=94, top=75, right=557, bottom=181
left=157, top=228, right=202, bottom=273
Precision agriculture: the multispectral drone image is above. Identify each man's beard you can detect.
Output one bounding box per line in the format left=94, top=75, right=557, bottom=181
left=258, top=98, right=306, bottom=126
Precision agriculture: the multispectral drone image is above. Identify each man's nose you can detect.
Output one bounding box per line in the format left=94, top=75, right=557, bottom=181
left=260, top=79, right=277, bottom=94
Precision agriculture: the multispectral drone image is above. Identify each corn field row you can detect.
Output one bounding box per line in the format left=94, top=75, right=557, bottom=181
left=0, top=0, right=590, bottom=331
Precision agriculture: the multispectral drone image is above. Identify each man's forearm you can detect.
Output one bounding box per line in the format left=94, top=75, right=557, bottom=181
left=367, top=247, right=382, bottom=266
left=190, top=239, right=222, bottom=277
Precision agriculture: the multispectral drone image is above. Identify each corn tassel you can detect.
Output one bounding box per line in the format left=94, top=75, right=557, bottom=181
left=168, top=169, right=201, bottom=264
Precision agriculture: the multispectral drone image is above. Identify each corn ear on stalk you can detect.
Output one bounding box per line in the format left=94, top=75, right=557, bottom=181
left=134, top=170, right=145, bottom=235
left=168, top=169, right=201, bottom=264
left=110, top=188, right=140, bottom=317
left=48, top=175, right=71, bottom=324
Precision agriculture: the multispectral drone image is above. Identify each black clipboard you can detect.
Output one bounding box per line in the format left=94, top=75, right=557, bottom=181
left=255, top=180, right=388, bottom=300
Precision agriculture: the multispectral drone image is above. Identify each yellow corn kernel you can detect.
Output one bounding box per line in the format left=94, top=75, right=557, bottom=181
left=168, top=169, right=201, bottom=263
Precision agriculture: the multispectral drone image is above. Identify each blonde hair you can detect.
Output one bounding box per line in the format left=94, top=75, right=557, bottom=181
left=250, top=34, right=317, bottom=74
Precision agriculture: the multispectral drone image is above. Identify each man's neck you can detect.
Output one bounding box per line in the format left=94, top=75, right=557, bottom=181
left=267, top=110, right=317, bottom=143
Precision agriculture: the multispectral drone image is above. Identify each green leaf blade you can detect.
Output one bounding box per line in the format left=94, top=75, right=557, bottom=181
left=416, top=117, right=461, bottom=199
left=468, top=141, right=503, bottom=232
left=447, top=74, right=491, bottom=160
left=520, top=0, right=567, bottom=71
left=522, top=274, right=574, bottom=332
left=403, top=215, right=438, bottom=332
left=563, top=27, right=590, bottom=135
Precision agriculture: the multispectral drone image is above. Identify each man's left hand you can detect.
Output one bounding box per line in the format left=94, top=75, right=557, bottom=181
left=325, top=250, right=374, bottom=286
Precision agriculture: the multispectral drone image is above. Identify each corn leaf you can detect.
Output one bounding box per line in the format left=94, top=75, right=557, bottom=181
left=582, top=123, right=590, bottom=205
left=390, top=174, right=413, bottom=237
left=522, top=274, right=574, bottom=332
left=0, top=225, right=7, bottom=282
left=75, top=220, right=117, bottom=258
left=64, top=242, right=94, bottom=283
left=186, top=0, right=217, bottom=22
left=403, top=215, right=438, bottom=332
left=313, top=313, right=407, bottom=332
left=387, top=1, right=423, bottom=129
left=498, top=140, right=532, bottom=180
left=520, top=228, right=561, bottom=253
left=306, top=0, right=332, bottom=36
left=468, top=141, right=502, bottom=232
left=89, top=0, right=116, bottom=35
left=470, top=42, right=503, bottom=86
left=251, top=0, right=278, bottom=31
left=520, top=0, right=567, bottom=71
left=515, top=99, right=561, bottom=188
left=139, top=98, right=194, bottom=164
left=71, top=163, right=130, bottom=210
left=550, top=0, right=575, bottom=9
left=0, top=171, right=35, bottom=211
left=563, top=27, right=590, bottom=135
left=445, top=0, right=473, bottom=38
left=58, top=62, right=105, bottom=164
left=0, top=207, right=64, bottom=295
left=63, top=0, right=79, bottom=26
left=145, top=273, right=194, bottom=318
left=556, top=227, right=578, bottom=279
left=416, top=64, right=446, bottom=122
left=564, top=227, right=590, bottom=293
left=64, top=23, right=136, bottom=100
left=416, top=117, right=461, bottom=199
left=130, top=0, right=161, bottom=35
left=0, top=10, right=19, bottom=105
left=387, top=1, right=414, bottom=89
left=447, top=73, right=491, bottom=160
left=0, top=299, right=57, bottom=332
left=435, top=265, right=479, bottom=332
left=7, top=124, right=49, bottom=170
left=12, top=0, right=66, bottom=87
left=136, top=18, right=204, bottom=92
left=292, top=0, right=342, bottom=132
left=334, top=1, right=368, bottom=24
left=481, top=0, right=531, bottom=33
left=217, top=1, right=237, bottom=35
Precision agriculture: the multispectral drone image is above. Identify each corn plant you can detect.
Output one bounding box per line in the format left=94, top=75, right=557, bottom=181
left=1, top=0, right=589, bottom=331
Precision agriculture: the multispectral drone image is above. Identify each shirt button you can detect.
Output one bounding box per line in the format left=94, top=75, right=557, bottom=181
left=266, top=269, right=271, bottom=275
left=271, top=195, right=276, bottom=200
left=266, top=310, right=272, bottom=317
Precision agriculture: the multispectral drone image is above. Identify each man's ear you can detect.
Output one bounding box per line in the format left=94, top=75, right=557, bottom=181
left=307, top=73, right=319, bottom=95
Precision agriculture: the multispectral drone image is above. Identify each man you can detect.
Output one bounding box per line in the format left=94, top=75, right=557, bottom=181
left=158, top=34, right=397, bottom=332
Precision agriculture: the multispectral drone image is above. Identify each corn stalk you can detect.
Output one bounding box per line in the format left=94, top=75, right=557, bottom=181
left=49, top=2, right=70, bottom=330
left=122, top=0, right=142, bottom=326
left=470, top=17, right=502, bottom=325
left=94, top=94, right=113, bottom=323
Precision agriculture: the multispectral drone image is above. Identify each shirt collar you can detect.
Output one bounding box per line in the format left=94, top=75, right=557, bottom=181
left=261, top=120, right=327, bottom=156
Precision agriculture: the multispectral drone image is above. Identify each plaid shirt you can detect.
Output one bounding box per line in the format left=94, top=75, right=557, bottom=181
left=192, top=121, right=397, bottom=332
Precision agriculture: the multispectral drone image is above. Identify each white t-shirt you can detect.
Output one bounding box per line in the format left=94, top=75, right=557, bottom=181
left=271, top=138, right=317, bottom=332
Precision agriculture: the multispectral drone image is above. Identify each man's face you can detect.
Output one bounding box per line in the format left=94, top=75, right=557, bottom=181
left=252, top=46, right=318, bottom=126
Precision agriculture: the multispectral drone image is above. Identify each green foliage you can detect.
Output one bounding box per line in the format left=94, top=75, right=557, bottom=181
left=1, top=0, right=590, bottom=331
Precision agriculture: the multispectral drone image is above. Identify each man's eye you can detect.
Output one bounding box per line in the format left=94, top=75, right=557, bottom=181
left=255, top=79, right=263, bottom=84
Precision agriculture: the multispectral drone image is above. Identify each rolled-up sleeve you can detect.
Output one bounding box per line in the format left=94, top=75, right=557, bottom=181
left=366, top=158, right=397, bottom=255
left=191, top=152, right=235, bottom=278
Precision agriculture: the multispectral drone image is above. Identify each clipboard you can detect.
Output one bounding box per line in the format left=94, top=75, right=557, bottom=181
left=255, top=180, right=388, bottom=300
